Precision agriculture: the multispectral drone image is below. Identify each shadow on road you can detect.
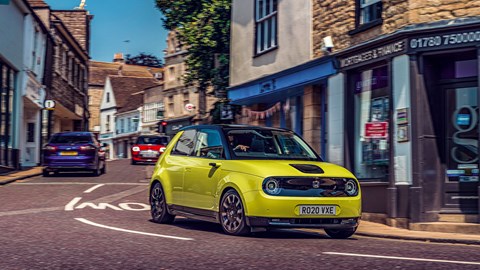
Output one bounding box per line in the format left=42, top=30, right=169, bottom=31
left=150, top=218, right=358, bottom=240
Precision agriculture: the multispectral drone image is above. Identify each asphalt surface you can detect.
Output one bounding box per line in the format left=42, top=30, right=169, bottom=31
left=1, top=159, right=480, bottom=270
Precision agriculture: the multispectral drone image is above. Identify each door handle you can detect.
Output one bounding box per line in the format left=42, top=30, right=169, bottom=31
left=209, top=162, right=222, bottom=167
left=185, top=167, right=192, bottom=172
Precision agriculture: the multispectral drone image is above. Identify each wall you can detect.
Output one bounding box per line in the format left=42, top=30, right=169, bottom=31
left=0, top=0, right=25, bottom=68
left=312, top=0, right=480, bottom=57
left=230, top=0, right=312, bottom=87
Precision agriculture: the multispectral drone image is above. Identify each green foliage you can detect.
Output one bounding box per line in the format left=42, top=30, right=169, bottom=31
left=125, top=52, right=163, bottom=67
left=155, top=0, right=231, bottom=99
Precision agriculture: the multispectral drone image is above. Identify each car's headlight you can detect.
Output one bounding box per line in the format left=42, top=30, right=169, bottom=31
left=344, top=179, right=359, bottom=196
left=263, top=177, right=281, bottom=195
left=159, top=147, right=166, bottom=153
left=132, top=146, right=140, bottom=152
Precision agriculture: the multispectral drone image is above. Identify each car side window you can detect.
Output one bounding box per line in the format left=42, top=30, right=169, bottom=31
left=171, top=129, right=196, bottom=156
left=193, top=129, right=224, bottom=159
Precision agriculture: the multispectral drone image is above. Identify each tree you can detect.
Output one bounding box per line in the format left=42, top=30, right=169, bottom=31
left=156, top=0, right=231, bottom=123
left=125, top=52, right=163, bottom=67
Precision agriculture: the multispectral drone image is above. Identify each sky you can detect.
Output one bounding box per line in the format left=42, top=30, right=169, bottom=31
left=44, top=0, right=169, bottom=63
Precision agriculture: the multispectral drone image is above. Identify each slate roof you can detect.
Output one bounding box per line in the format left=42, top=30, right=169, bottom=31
left=26, top=0, right=49, bottom=8
left=108, top=76, right=160, bottom=113
left=89, top=61, right=163, bottom=86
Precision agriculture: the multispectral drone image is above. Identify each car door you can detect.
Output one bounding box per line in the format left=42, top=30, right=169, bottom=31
left=183, top=128, right=224, bottom=211
left=164, top=129, right=197, bottom=206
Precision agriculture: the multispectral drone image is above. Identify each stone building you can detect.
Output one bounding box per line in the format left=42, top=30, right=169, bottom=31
left=29, top=1, right=93, bottom=137
left=229, top=0, right=480, bottom=227
left=162, top=30, right=216, bottom=136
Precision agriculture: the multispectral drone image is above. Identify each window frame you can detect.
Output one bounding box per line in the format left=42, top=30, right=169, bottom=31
left=254, top=0, right=278, bottom=56
left=349, top=0, right=383, bottom=35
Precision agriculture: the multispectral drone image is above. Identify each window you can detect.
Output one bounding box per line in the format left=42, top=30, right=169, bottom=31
left=27, top=123, right=35, bottom=143
left=120, top=119, right=125, bottom=133
left=168, top=95, right=175, bottom=116
left=169, top=67, right=175, bottom=81
left=351, top=65, right=390, bottom=181
left=106, top=92, right=110, bottom=103
left=359, top=0, right=382, bottom=26
left=193, top=129, right=224, bottom=159
left=106, top=115, right=111, bottom=132
left=255, top=0, right=278, bottom=55
left=172, top=129, right=196, bottom=156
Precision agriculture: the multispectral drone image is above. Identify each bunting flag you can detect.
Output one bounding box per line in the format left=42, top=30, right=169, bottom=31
left=244, top=101, right=287, bottom=120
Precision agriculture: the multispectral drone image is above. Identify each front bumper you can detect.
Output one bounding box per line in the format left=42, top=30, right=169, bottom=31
left=246, top=216, right=359, bottom=229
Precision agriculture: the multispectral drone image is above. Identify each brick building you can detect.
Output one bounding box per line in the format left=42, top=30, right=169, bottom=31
left=229, top=0, right=480, bottom=226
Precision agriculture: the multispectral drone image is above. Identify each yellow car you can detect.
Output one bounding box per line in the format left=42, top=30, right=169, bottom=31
left=149, top=125, right=361, bottom=238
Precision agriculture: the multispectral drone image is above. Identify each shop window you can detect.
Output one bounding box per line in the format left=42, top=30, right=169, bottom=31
left=255, top=0, right=278, bottom=55
left=351, top=65, right=390, bottom=180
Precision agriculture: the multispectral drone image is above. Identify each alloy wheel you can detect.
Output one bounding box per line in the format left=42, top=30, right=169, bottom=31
left=220, top=190, right=249, bottom=235
left=150, top=182, right=175, bottom=223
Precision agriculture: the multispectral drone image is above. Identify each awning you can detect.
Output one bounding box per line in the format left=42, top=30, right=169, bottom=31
left=228, top=56, right=336, bottom=105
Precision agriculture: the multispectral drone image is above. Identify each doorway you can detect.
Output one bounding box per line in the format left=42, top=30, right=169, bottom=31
left=442, top=83, right=479, bottom=213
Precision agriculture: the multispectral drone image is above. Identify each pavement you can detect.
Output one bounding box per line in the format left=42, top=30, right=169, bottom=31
left=1, top=166, right=480, bottom=245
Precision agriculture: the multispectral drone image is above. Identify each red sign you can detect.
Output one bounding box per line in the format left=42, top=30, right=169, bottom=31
left=365, top=122, right=388, bottom=138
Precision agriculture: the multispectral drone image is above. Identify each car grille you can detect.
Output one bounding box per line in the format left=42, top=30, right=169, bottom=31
left=263, top=177, right=357, bottom=197
left=140, top=151, right=159, bottom=158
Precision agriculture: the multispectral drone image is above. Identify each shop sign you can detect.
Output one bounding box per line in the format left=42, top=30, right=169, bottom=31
left=259, top=80, right=275, bottom=94
left=409, top=30, right=480, bottom=52
left=365, top=121, right=388, bottom=138
left=339, top=40, right=406, bottom=68
left=44, top=99, right=56, bottom=110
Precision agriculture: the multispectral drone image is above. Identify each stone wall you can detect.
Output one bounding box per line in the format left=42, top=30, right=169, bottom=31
left=312, top=0, right=480, bottom=57
left=88, top=86, right=103, bottom=131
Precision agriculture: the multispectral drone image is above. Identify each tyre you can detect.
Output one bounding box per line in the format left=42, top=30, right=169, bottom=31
left=150, top=182, right=175, bottom=224
left=131, top=159, right=137, bottom=165
left=101, top=162, right=106, bottom=174
left=219, top=189, right=250, bottom=236
left=324, top=227, right=357, bottom=239
left=92, top=165, right=101, bottom=177
left=42, top=169, right=50, bottom=177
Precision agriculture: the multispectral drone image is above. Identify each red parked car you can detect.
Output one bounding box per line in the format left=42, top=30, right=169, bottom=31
left=131, top=135, right=169, bottom=165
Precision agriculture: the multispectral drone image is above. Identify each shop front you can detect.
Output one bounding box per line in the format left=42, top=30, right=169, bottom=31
left=332, top=20, right=480, bottom=226
left=228, top=57, right=336, bottom=156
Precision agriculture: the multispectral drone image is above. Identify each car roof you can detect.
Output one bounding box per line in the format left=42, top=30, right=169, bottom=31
left=180, top=124, right=290, bottom=132
left=53, top=132, right=92, bottom=136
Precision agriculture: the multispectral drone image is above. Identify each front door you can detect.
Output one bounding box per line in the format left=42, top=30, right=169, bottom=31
left=24, top=122, right=38, bottom=166
left=443, top=84, right=479, bottom=213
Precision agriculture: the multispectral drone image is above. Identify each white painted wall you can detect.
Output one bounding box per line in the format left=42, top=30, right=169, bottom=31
left=230, top=0, right=312, bottom=87
left=392, top=55, right=412, bottom=185
left=327, top=73, right=345, bottom=166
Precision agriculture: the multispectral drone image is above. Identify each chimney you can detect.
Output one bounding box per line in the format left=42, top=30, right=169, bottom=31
left=113, top=53, right=125, bottom=63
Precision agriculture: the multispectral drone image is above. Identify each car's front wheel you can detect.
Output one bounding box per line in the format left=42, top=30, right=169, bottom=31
left=324, top=227, right=357, bottom=239
left=150, top=182, right=175, bottom=224
left=219, top=189, right=250, bottom=236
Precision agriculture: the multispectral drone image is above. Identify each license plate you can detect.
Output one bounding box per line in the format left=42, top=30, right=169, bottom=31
left=60, top=151, right=78, bottom=156
left=299, top=205, right=336, bottom=215
left=142, top=152, right=157, bottom=158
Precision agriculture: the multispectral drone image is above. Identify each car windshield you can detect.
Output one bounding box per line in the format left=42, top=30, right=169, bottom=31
left=136, top=136, right=169, bottom=145
left=225, top=129, right=321, bottom=161
left=50, top=134, right=92, bottom=144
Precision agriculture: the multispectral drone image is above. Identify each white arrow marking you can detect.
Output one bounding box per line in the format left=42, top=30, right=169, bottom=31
left=84, top=184, right=104, bottom=193
left=323, top=252, right=480, bottom=266
left=75, top=218, right=194, bottom=241
left=65, top=197, right=82, bottom=211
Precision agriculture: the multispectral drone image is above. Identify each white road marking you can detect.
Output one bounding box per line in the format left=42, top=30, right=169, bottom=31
left=84, top=184, right=105, bottom=193
left=65, top=197, right=82, bottom=211
left=74, top=218, right=194, bottom=241
left=323, top=252, right=480, bottom=266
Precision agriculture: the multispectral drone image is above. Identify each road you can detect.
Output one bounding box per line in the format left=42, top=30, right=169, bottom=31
left=0, top=159, right=479, bottom=270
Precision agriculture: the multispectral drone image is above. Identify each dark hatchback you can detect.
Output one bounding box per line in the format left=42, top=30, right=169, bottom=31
left=42, top=132, right=106, bottom=177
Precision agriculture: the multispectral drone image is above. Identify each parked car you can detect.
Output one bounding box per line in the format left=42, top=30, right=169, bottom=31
left=42, top=132, right=107, bottom=177
left=149, top=125, right=361, bottom=238
left=131, top=135, right=169, bottom=165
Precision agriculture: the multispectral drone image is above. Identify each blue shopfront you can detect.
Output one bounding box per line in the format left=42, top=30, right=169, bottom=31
left=228, top=57, right=336, bottom=157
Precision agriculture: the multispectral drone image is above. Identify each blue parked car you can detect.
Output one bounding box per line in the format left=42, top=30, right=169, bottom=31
left=42, top=132, right=106, bottom=177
